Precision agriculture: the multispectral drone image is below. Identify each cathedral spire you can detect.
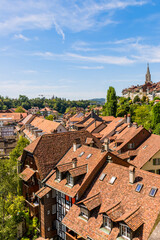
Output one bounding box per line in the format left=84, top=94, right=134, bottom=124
left=145, top=63, right=152, bottom=84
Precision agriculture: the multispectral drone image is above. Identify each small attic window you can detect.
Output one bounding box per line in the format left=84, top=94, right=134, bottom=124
left=143, top=145, right=148, bottom=149
left=149, top=188, right=158, bottom=197
left=86, top=154, right=92, bottom=159
left=99, top=173, right=106, bottom=181
left=79, top=152, right=85, bottom=157
left=109, top=176, right=116, bottom=185
left=135, top=184, right=143, bottom=193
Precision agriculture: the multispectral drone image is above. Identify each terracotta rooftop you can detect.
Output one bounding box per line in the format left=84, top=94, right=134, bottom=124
left=100, top=116, right=115, bottom=122
left=46, top=145, right=107, bottom=198
left=20, top=167, right=35, bottom=182
left=63, top=163, right=160, bottom=240
left=36, top=186, right=51, bottom=199
left=22, top=130, right=102, bottom=180
left=131, top=134, right=160, bottom=168
left=0, top=112, right=27, bottom=121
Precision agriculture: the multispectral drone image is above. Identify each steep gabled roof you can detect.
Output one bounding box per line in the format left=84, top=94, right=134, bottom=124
left=131, top=134, right=160, bottom=168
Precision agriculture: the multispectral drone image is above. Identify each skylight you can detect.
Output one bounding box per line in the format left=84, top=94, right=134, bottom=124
left=143, top=145, right=148, bottom=149
left=86, top=154, right=92, bottom=159
left=149, top=188, right=158, bottom=197
left=99, top=173, right=106, bottom=181
left=135, top=184, right=143, bottom=193
left=79, top=152, right=85, bottom=157
left=109, top=176, right=116, bottom=185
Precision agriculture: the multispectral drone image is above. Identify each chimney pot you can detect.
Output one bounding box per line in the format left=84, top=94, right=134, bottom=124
left=129, top=166, right=135, bottom=184
left=104, top=138, right=109, bottom=151
left=72, top=158, right=78, bottom=168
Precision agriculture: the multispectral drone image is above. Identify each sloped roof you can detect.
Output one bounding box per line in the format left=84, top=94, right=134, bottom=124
left=20, top=167, right=35, bottom=182
left=63, top=163, right=160, bottom=240
left=131, top=134, right=160, bottom=168
left=36, top=186, right=51, bottom=199
left=23, top=130, right=102, bottom=180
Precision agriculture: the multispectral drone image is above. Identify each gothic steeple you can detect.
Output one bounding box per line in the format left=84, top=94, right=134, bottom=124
left=145, top=63, right=152, bottom=84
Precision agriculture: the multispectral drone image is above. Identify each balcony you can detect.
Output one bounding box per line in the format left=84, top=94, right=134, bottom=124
left=66, top=230, right=84, bottom=240
left=25, top=199, right=39, bottom=217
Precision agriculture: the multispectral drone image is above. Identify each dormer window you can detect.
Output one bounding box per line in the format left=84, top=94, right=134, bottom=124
left=68, top=173, right=74, bottom=187
left=120, top=223, right=132, bottom=239
left=80, top=206, right=90, bottom=220
left=56, top=170, right=62, bottom=182
left=103, top=215, right=112, bottom=230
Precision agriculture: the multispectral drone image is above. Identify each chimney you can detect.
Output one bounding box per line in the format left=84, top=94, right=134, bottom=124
left=104, top=138, right=109, bottom=151
left=124, top=115, right=127, bottom=123
left=129, top=166, right=135, bottom=184
left=73, top=138, right=81, bottom=152
left=127, top=114, right=131, bottom=124
left=107, top=155, right=113, bottom=163
left=133, top=122, right=138, bottom=129
left=72, top=158, right=78, bottom=168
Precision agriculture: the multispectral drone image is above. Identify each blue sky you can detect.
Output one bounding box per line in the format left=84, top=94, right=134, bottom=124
left=0, top=0, right=160, bottom=100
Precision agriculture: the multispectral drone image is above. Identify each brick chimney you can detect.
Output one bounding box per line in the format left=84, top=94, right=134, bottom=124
left=104, top=138, right=109, bottom=151
left=129, top=166, right=135, bottom=184
left=72, top=158, right=78, bottom=168
left=73, top=138, right=81, bottom=152
left=127, top=114, right=131, bottom=124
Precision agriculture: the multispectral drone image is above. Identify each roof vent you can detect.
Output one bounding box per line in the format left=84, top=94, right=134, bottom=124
left=79, top=152, right=85, bottom=157
left=86, top=154, right=92, bottom=159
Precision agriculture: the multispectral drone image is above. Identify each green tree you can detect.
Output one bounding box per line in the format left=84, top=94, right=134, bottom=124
left=103, top=87, right=117, bottom=116
left=45, top=115, right=54, bottom=121
left=133, top=95, right=141, bottom=103
left=0, top=137, right=29, bottom=239
left=153, top=103, right=160, bottom=127
left=15, top=106, right=25, bottom=113
left=153, top=123, right=160, bottom=135
left=134, top=105, right=152, bottom=130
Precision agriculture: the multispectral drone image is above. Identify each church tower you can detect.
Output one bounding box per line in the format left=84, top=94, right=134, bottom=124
left=145, top=63, right=152, bottom=84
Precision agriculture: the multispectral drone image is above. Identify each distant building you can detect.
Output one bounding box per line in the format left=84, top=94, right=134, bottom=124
left=28, top=107, right=40, bottom=115
left=122, top=64, right=160, bottom=101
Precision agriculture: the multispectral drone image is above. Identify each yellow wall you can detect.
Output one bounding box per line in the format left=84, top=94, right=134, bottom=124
left=142, top=150, right=160, bottom=174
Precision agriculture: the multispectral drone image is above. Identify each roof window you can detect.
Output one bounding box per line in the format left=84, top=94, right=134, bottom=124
left=99, top=173, right=106, bottom=181
left=143, top=145, right=148, bottom=149
left=79, top=152, right=85, bottom=157
left=149, top=188, right=158, bottom=197
left=109, top=176, right=116, bottom=185
left=135, top=183, right=143, bottom=193
left=86, top=154, right=92, bottom=159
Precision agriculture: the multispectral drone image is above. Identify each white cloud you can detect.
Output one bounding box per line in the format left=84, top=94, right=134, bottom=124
left=77, top=65, right=104, bottom=69
left=14, top=33, right=30, bottom=41
left=0, top=0, right=148, bottom=38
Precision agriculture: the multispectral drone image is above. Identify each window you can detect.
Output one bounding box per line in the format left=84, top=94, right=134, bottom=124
left=47, top=210, right=50, bottom=215
left=86, top=154, right=92, bottom=159
left=103, top=215, right=112, bottom=230
left=79, top=151, right=85, bottom=157
left=46, top=193, right=50, bottom=198
left=120, top=224, right=132, bottom=239
left=80, top=207, right=89, bottom=220
left=68, top=174, right=74, bottom=186
left=128, top=143, right=134, bottom=150
left=153, top=158, right=160, bottom=165
left=52, top=205, right=56, bottom=214
left=109, top=176, right=116, bottom=185
left=52, top=189, right=56, bottom=198
left=149, top=188, right=158, bottom=197
left=135, top=183, right=143, bottom=193
left=56, top=170, right=62, bottom=181
left=99, top=173, right=106, bottom=181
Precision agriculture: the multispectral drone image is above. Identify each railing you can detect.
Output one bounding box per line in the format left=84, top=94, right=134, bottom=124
left=25, top=199, right=39, bottom=217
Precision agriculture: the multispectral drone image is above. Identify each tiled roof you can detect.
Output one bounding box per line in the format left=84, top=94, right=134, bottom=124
left=57, top=162, right=73, bottom=172
left=20, top=167, right=35, bottom=182
left=35, top=186, right=51, bottom=199
left=23, top=130, right=102, bottom=180
left=85, top=137, right=94, bottom=145
left=63, top=163, right=160, bottom=240
left=0, top=112, right=27, bottom=121
left=99, top=117, right=125, bottom=141
left=85, top=121, right=106, bottom=133
left=69, top=164, right=88, bottom=177
left=78, top=193, right=101, bottom=211
left=100, top=116, right=115, bottom=122
left=131, top=134, right=160, bottom=168
left=46, top=145, right=107, bottom=198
